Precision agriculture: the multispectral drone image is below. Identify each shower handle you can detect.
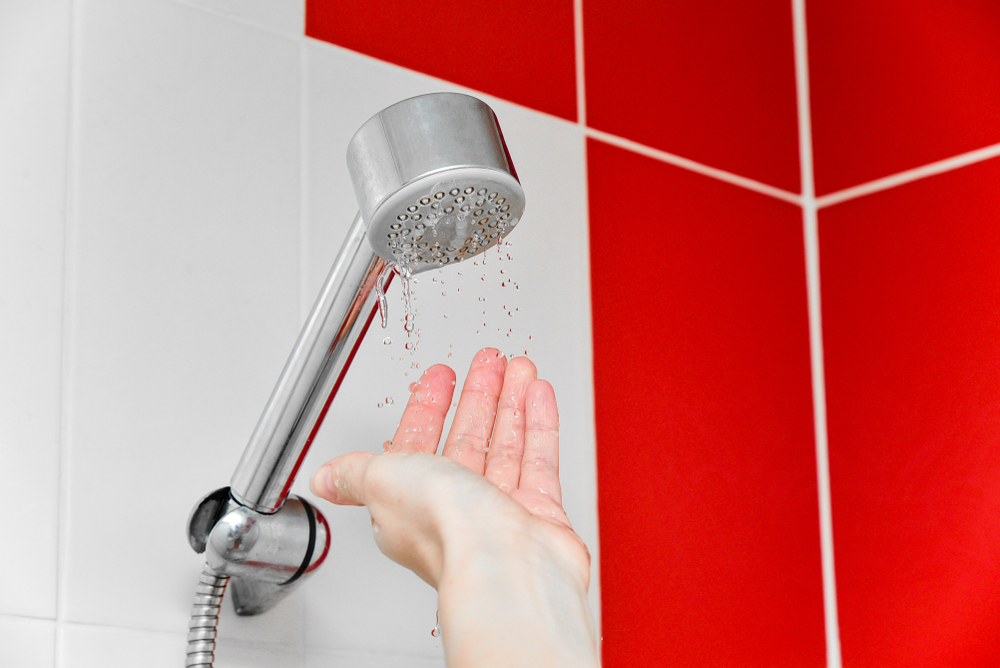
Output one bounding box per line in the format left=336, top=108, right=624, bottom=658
left=230, top=211, right=390, bottom=515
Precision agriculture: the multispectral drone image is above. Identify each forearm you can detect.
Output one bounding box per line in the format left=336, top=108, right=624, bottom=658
left=437, top=523, right=600, bottom=668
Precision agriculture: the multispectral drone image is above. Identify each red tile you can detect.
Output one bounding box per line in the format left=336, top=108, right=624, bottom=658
left=305, top=0, right=576, bottom=121
left=820, top=158, right=1000, bottom=666
left=589, top=139, right=825, bottom=667
left=808, top=0, right=1000, bottom=195
left=583, top=1, right=801, bottom=193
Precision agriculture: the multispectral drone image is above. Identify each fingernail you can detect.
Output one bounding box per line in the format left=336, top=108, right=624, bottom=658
left=310, top=464, right=336, bottom=500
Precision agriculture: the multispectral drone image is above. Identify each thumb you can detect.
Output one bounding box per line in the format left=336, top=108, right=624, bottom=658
left=310, top=451, right=377, bottom=506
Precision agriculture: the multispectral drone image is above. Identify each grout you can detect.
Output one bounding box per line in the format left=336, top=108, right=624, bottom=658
left=303, top=22, right=994, bottom=213
left=791, top=1, right=842, bottom=667
left=816, top=140, right=1000, bottom=208
left=55, top=0, right=83, bottom=665
left=296, top=34, right=310, bottom=661
left=164, top=0, right=303, bottom=42
left=572, top=49, right=604, bottom=647
left=586, top=127, right=804, bottom=205
left=0, top=614, right=59, bottom=625
left=573, top=0, right=587, bottom=128
left=299, top=38, right=310, bottom=323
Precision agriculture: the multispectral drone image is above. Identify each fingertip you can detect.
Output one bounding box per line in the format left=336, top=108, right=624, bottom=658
left=310, top=463, right=337, bottom=501
left=505, top=355, right=537, bottom=380
left=475, top=347, right=507, bottom=365
left=526, top=377, right=554, bottom=398
left=424, top=363, right=457, bottom=381
left=310, top=453, right=374, bottom=506
left=526, top=379, right=559, bottom=420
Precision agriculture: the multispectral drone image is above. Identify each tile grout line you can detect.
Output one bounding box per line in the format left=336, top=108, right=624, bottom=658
left=303, top=21, right=993, bottom=212
left=297, top=35, right=310, bottom=666
left=573, top=0, right=586, bottom=128
left=55, top=0, right=82, bottom=663
left=586, top=127, right=804, bottom=205
left=165, top=0, right=301, bottom=41
left=573, top=0, right=604, bottom=647
left=816, top=141, right=1000, bottom=208
left=299, top=39, right=310, bottom=328
left=792, top=1, right=842, bottom=667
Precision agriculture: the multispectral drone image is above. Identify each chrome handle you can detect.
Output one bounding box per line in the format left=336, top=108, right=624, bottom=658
left=230, top=212, right=390, bottom=513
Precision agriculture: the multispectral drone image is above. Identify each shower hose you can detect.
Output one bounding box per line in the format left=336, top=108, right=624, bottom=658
left=185, top=563, right=229, bottom=667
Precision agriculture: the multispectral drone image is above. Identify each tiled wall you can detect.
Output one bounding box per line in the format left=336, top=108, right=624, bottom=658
left=0, top=1, right=594, bottom=666
left=3, top=1, right=1000, bottom=667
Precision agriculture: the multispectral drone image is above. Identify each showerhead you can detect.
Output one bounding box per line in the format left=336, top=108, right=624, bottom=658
left=346, top=93, right=525, bottom=273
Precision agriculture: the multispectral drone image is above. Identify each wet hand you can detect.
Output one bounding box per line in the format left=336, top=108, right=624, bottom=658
left=309, top=348, right=590, bottom=591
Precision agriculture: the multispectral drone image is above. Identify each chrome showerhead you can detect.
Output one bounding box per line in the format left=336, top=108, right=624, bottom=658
left=346, top=93, right=525, bottom=273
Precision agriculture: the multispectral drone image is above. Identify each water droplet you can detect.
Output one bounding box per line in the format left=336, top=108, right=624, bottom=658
left=383, top=337, right=392, bottom=345
left=375, top=264, right=393, bottom=328
left=386, top=397, right=394, bottom=405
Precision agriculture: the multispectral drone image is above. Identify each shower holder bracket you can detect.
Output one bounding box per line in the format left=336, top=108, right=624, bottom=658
left=187, top=487, right=331, bottom=615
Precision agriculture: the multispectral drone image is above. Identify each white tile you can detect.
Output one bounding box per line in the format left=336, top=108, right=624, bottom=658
left=63, top=0, right=302, bottom=644
left=172, top=0, right=304, bottom=36
left=0, top=0, right=70, bottom=619
left=59, top=623, right=302, bottom=668
left=0, top=617, right=56, bottom=668
left=300, top=502, right=445, bottom=657
left=298, top=41, right=601, bottom=653
left=305, top=648, right=445, bottom=668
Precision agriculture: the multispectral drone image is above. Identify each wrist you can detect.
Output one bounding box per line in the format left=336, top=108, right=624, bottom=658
left=437, top=517, right=598, bottom=667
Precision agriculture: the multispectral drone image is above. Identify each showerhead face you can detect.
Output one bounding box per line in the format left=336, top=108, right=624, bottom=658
left=346, top=93, right=525, bottom=273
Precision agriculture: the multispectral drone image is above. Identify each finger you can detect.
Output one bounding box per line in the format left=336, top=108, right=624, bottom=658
left=310, top=451, right=377, bottom=506
left=517, top=379, right=563, bottom=506
left=483, top=356, right=537, bottom=492
left=442, top=348, right=507, bottom=474
left=384, top=364, right=457, bottom=454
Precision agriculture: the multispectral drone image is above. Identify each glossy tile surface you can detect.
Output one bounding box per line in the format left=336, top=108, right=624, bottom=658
left=0, top=618, right=56, bottom=668
left=175, top=0, right=304, bottom=35
left=808, top=0, right=1000, bottom=194
left=305, top=650, right=444, bottom=668
left=305, top=0, right=577, bottom=121
left=583, top=0, right=801, bottom=192
left=59, top=624, right=303, bottom=668
left=0, top=0, right=70, bottom=619
left=588, top=139, right=825, bottom=667
left=63, top=0, right=302, bottom=641
left=820, top=157, right=1000, bottom=666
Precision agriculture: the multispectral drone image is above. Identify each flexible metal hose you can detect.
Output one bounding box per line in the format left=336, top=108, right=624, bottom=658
left=186, top=564, right=229, bottom=667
